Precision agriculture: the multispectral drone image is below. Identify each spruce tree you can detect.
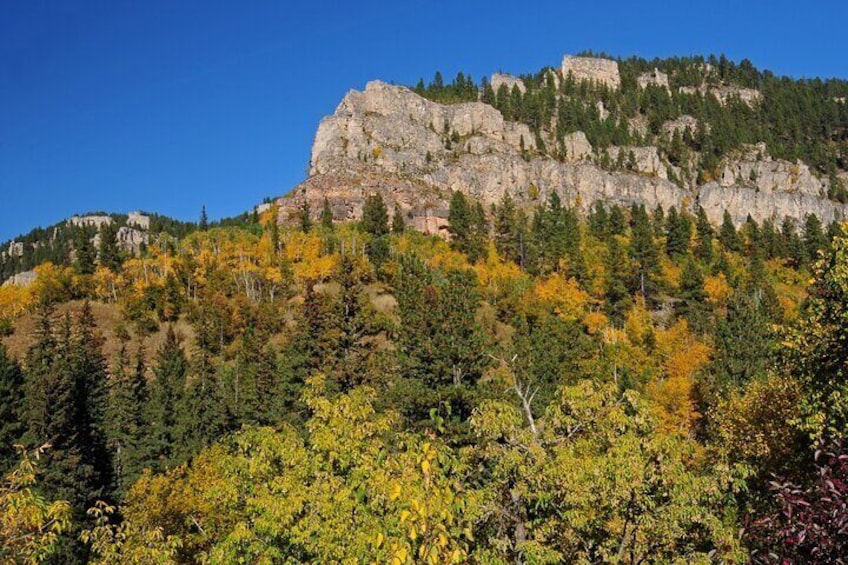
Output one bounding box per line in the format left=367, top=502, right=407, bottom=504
left=608, top=205, right=626, bottom=236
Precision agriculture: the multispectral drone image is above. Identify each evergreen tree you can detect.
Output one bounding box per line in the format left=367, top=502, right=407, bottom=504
left=321, top=198, right=334, bottom=231
left=694, top=206, right=714, bottom=262
left=665, top=206, right=691, bottom=257
left=803, top=213, right=827, bottom=264
left=176, top=348, right=229, bottom=461
left=448, top=191, right=474, bottom=257
left=361, top=193, right=389, bottom=237
left=628, top=205, right=659, bottom=300
left=97, top=221, right=121, bottom=271
left=0, top=343, right=24, bottom=474
left=719, top=210, right=741, bottom=252
left=145, top=326, right=187, bottom=471
left=608, top=205, right=626, bottom=236
left=588, top=201, right=609, bottom=239
left=199, top=205, right=209, bottom=231
left=298, top=202, right=313, bottom=233
left=604, top=237, right=631, bottom=324
left=107, top=344, right=149, bottom=494
left=73, top=227, right=96, bottom=275
left=676, top=256, right=710, bottom=332
left=392, top=205, right=406, bottom=234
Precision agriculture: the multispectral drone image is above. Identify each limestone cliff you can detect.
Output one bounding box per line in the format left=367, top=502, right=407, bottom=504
left=281, top=80, right=847, bottom=229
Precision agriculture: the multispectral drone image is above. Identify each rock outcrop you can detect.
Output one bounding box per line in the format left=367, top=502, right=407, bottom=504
left=490, top=73, right=526, bottom=94
left=67, top=215, right=112, bottom=229
left=638, top=69, right=670, bottom=91
left=561, top=55, right=620, bottom=89
left=281, top=80, right=846, bottom=230
left=1, top=270, right=36, bottom=287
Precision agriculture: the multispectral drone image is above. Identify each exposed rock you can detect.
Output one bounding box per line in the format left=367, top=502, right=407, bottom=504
left=127, top=211, right=151, bottom=230
left=560, top=55, right=620, bottom=89
left=294, top=80, right=845, bottom=231
left=68, top=215, right=112, bottom=229
left=711, top=86, right=762, bottom=107
left=662, top=115, right=699, bottom=138
left=490, top=73, right=526, bottom=94
left=116, top=227, right=149, bottom=254
left=2, top=270, right=36, bottom=287
left=596, top=100, right=610, bottom=121
left=7, top=241, right=23, bottom=257
left=561, top=132, right=593, bottom=162
left=606, top=146, right=668, bottom=179
left=678, top=84, right=762, bottom=108
left=637, top=68, right=670, bottom=91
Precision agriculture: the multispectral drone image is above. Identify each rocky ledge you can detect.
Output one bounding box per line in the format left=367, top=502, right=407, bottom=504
left=279, top=80, right=847, bottom=229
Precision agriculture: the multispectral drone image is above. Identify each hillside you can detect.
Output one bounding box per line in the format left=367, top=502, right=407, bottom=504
left=276, top=53, right=848, bottom=235
left=2, top=53, right=848, bottom=564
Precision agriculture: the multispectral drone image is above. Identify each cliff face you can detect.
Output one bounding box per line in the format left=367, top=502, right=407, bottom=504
left=283, top=80, right=847, bottom=229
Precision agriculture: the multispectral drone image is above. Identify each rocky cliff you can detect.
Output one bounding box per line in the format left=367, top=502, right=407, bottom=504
left=280, top=77, right=847, bottom=230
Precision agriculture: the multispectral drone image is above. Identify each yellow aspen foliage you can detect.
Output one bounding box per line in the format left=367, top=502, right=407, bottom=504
left=93, top=267, right=119, bottom=303
left=284, top=231, right=339, bottom=282
left=623, top=296, right=654, bottom=347
left=582, top=310, right=608, bottom=335
left=647, top=319, right=711, bottom=434
left=29, top=262, right=76, bottom=304
left=0, top=283, right=33, bottom=321
left=704, top=273, right=731, bottom=307
left=532, top=273, right=590, bottom=321
left=660, top=256, right=682, bottom=290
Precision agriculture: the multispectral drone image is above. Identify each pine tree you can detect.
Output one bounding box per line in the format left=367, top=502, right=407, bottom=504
left=604, top=237, right=631, bottom=324
left=73, top=227, right=96, bottom=275
left=694, top=206, right=714, bottom=262
left=608, top=205, right=626, bottom=236
left=0, top=343, right=24, bottom=474
left=392, top=205, right=406, bottom=234
left=321, top=198, right=334, bottom=231
left=97, top=221, right=121, bottom=271
left=719, top=210, right=741, bottom=252
left=107, top=343, right=149, bottom=494
left=448, top=191, right=474, bottom=256
left=361, top=193, right=389, bottom=237
left=298, top=202, right=313, bottom=233
left=665, top=206, right=691, bottom=257
left=803, top=213, right=827, bottom=264
left=175, top=348, right=228, bottom=461
left=199, top=205, right=209, bottom=231
left=145, top=326, right=187, bottom=471
left=629, top=205, right=659, bottom=300
left=676, top=256, right=710, bottom=332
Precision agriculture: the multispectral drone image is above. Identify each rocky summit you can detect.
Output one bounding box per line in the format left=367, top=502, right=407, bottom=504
left=273, top=55, right=848, bottom=234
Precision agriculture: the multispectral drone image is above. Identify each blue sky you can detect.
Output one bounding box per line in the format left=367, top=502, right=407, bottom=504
left=2, top=0, right=847, bottom=241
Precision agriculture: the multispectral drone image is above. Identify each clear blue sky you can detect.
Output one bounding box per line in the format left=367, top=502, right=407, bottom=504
left=2, top=0, right=847, bottom=241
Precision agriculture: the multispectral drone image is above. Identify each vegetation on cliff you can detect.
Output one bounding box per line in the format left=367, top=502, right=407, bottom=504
left=2, top=194, right=847, bottom=562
